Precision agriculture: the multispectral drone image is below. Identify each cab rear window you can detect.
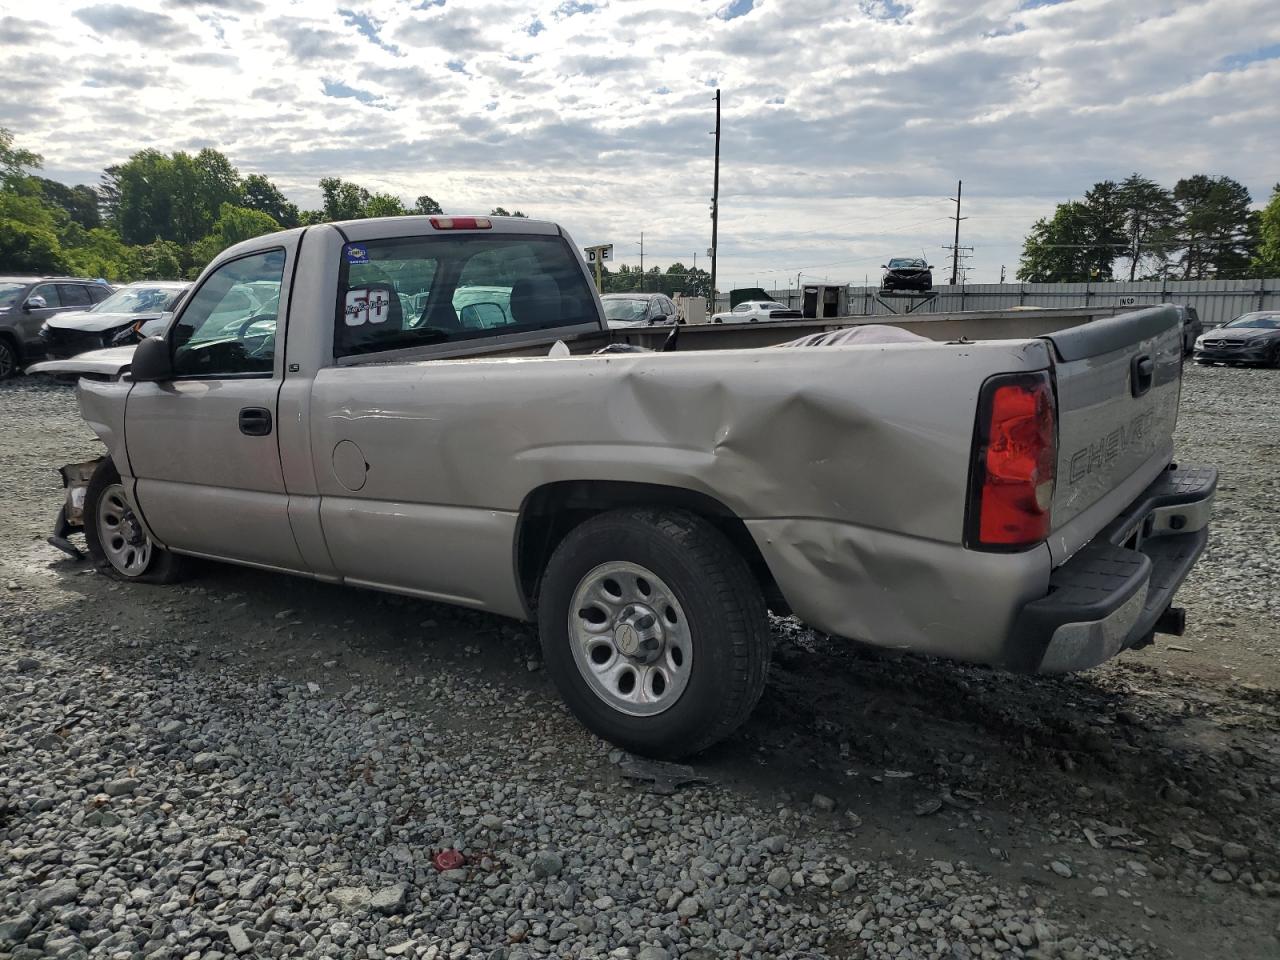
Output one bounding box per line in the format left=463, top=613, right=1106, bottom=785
left=335, top=234, right=597, bottom=358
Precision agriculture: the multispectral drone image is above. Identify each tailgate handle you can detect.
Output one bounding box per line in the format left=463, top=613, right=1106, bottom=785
left=238, top=407, right=273, bottom=437
left=1130, top=354, right=1154, bottom=397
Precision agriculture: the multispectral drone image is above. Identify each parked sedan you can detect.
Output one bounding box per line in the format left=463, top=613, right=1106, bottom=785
left=880, top=257, right=934, bottom=292
left=1192, top=311, right=1280, bottom=366
left=601, top=292, right=680, bottom=329
left=710, top=300, right=802, bottom=323
left=40, top=281, right=189, bottom=360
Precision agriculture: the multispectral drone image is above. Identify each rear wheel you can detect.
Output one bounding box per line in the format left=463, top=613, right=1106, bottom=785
left=537, top=508, right=770, bottom=759
left=84, top=461, right=186, bottom=583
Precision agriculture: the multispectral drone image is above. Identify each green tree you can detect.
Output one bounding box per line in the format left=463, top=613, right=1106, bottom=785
left=134, top=240, right=185, bottom=280
left=242, top=174, right=300, bottom=229
left=0, top=127, right=41, bottom=191
left=1253, top=183, right=1280, bottom=276
left=61, top=227, right=138, bottom=281
left=1017, top=200, right=1119, bottom=282
left=413, top=195, right=443, bottom=215
left=666, top=262, right=711, bottom=299
left=0, top=190, right=66, bottom=272
left=113, top=149, right=175, bottom=244
left=490, top=207, right=528, bottom=218
left=34, top=178, right=100, bottom=229
left=98, top=164, right=122, bottom=225
left=0, top=219, right=62, bottom=272
left=191, top=203, right=281, bottom=268
left=319, top=177, right=372, bottom=220
left=1172, top=175, right=1258, bottom=279
left=1116, top=173, right=1178, bottom=280
left=110, top=148, right=244, bottom=246
left=364, top=192, right=408, bottom=217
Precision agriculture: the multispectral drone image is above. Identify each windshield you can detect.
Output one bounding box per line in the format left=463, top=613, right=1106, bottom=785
left=91, top=285, right=183, bottom=314
left=0, top=282, right=24, bottom=308
left=888, top=258, right=925, bottom=269
left=602, top=298, right=649, bottom=322
left=1224, top=313, right=1280, bottom=330
left=762, top=302, right=788, bottom=311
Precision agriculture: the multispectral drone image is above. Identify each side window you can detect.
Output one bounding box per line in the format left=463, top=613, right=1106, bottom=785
left=732, top=303, right=749, bottom=313
left=171, top=249, right=285, bottom=378
left=87, top=284, right=112, bottom=303
left=58, top=284, right=92, bottom=307
left=32, top=284, right=61, bottom=307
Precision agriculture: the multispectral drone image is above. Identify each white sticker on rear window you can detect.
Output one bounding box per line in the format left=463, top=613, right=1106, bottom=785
left=344, top=288, right=370, bottom=326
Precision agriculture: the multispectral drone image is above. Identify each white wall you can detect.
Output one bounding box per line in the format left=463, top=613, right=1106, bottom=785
left=754, top=278, right=1280, bottom=327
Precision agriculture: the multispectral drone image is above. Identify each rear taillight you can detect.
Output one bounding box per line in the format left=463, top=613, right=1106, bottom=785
left=429, top=216, right=492, bottom=230
left=966, top=372, right=1056, bottom=550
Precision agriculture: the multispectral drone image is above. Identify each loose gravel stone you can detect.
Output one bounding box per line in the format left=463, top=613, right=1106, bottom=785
left=370, top=883, right=409, bottom=914
left=102, top=776, right=139, bottom=796
left=31, top=880, right=79, bottom=912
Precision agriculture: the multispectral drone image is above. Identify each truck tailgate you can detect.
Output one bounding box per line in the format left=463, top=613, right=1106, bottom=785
left=1045, top=306, right=1183, bottom=565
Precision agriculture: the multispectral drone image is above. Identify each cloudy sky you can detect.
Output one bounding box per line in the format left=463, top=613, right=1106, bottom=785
left=3, top=0, right=1278, bottom=286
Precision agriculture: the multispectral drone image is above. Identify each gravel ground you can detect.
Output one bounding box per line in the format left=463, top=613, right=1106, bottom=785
left=1, top=364, right=1278, bottom=960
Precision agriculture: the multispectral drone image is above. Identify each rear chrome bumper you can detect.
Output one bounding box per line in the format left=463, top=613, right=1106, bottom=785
left=1007, top=463, right=1216, bottom=673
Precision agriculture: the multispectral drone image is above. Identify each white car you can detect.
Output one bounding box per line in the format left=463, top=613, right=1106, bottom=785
left=710, top=300, right=802, bottom=324
left=40, top=281, right=189, bottom=359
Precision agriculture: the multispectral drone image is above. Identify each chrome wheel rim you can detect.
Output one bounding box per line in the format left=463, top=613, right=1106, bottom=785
left=568, top=561, right=693, bottom=717
left=97, top=484, right=152, bottom=577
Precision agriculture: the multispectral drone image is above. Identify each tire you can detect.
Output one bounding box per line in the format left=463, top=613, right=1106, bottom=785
left=84, top=460, right=186, bottom=583
left=0, top=337, right=17, bottom=380
left=537, top=508, right=770, bottom=759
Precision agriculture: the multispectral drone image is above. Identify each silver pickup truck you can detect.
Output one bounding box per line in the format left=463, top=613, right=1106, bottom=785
left=32, top=216, right=1216, bottom=758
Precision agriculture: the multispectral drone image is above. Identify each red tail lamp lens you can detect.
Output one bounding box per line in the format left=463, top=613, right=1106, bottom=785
left=974, top=374, right=1056, bottom=548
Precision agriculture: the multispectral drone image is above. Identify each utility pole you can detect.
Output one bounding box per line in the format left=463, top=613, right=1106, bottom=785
left=948, top=179, right=967, bottom=285
left=999, top=264, right=1006, bottom=283
left=710, top=88, right=721, bottom=309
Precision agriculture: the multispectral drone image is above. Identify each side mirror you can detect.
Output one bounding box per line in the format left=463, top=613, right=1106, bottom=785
left=130, top=335, right=173, bottom=382
left=24, top=295, right=47, bottom=312
left=879, top=265, right=887, bottom=269
left=927, top=264, right=935, bottom=269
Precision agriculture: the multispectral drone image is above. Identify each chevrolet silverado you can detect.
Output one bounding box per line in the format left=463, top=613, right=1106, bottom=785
left=30, top=215, right=1216, bottom=758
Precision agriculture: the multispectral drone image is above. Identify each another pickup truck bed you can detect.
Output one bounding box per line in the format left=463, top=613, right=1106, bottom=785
left=32, top=216, right=1215, bottom=758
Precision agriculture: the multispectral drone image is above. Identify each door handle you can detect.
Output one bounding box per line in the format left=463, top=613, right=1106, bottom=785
left=238, top=407, right=273, bottom=436
left=1130, top=354, right=1154, bottom=397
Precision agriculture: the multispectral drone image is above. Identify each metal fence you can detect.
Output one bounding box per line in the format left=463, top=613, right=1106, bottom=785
left=745, top=278, right=1280, bottom=328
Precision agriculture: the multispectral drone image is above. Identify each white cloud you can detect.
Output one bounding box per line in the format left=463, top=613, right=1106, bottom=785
left=5, top=0, right=1279, bottom=284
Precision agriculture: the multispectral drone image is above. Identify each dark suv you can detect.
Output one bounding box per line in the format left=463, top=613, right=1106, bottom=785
left=880, top=258, right=933, bottom=293
left=0, top=276, right=114, bottom=378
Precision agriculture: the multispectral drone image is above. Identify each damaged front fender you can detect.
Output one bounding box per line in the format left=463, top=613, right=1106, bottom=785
left=48, top=458, right=105, bottom=559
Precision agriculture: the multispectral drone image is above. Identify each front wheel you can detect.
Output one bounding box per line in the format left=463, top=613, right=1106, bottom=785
left=537, top=509, right=770, bottom=759
left=84, top=461, right=186, bottom=583
left=0, top=338, right=17, bottom=380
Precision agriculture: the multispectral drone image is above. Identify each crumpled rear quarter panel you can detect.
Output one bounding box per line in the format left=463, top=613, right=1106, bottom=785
left=309, top=339, right=1052, bottom=640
